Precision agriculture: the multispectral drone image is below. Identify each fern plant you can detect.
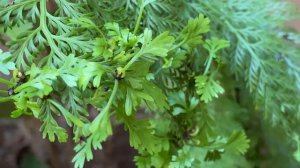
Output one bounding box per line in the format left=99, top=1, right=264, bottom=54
left=0, top=0, right=300, bottom=167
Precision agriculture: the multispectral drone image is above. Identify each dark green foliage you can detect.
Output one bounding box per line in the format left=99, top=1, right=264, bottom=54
left=1, top=0, right=300, bottom=167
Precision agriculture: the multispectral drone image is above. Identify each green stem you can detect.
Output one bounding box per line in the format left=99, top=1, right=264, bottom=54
left=0, top=90, right=7, bottom=95
left=204, top=54, right=214, bottom=75
left=124, top=37, right=183, bottom=72
left=0, top=97, right=12, bottom=103
left=90, top=80, right=119, bottom=132
left=170, top=38, right=187, bottom=51
left=133, top=5, right=145, bottom=34
left=0, top=78, right=15, bottom=86
left=123, top=51, right=142, bottom=71
left=40, top=0, right=65, bottom=60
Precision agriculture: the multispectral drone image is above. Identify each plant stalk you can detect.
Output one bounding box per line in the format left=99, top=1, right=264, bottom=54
left=0, top=90, right=7, bottom=95
left=0, top=97, right=12, bottom=103
left=133, top=4, right=145, bottom=34
left=90, top=80, right=119, bottom=132
left=204, top=54, right=214, bottom=75
left=0, top=78, right=15, bottom=86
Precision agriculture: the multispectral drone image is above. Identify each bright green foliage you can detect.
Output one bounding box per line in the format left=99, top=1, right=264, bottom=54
left=178, top=14, right=210, bottom=49
left=1, top=0, right=300, bottom=168
left=139, top=30, right=174, bottom=57
left=0, top=49, right=15, bottom=75
left=225, top=131, right=250, bottom=154
left=124, top=116, right=169, bottom=154
left=170, top=145, right=204, bottom=168
left=203, top=38, right=230, bottom=58
left=195, top=75, right=224, bottom=103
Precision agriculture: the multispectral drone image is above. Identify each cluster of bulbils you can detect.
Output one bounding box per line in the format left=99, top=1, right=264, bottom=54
left=115, top=67, right=125, bottom=80
left=7, top=70, right=28, bottom=96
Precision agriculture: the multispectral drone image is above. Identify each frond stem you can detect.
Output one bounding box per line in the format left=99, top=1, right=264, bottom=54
left=133, top=3, right=145, bottom=34
left=0, top=78, right=15, bottom=86
left=40, top=0, right=66, bottom=62
left=0, top=90, right=7, bottom=95
left=0, top=97, right=12, bottom=103
left=90, top=79, right=119, bottom=132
